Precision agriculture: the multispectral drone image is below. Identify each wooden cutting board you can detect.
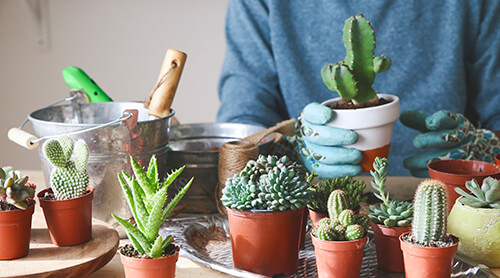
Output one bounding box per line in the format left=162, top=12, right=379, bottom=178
left=0, top=209, right=119, bottom=278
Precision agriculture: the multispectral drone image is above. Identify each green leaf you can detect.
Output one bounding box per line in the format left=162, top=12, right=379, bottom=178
left=162, top=235, right=173, bottom=251
left=145, top=185, right=169, bottom=242
left=130, top=156, right=154, bottom=196
left=159, top=166, right=185, bottom=191
left=112, top=214, right=151, bottom=253
left=162, top=177, right=193, bottom=221
left=117, top=173, right=141, bottom=229
left=146, top=155, right=159, bottom=192
left=127, top=232, right=145, bottom=254
left=149, top=236, right=164, bottom=258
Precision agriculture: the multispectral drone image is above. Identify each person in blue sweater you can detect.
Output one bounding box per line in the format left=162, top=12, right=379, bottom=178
left=217, top=0, right=500, bottom=178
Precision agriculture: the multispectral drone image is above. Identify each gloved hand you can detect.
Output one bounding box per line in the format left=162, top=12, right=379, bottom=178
left=401, top=110, right=500, bottom=177
left=295, top=102, right=362, bottom=179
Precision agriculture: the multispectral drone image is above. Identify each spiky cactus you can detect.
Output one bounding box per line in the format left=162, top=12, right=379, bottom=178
left=367, top=157, right=413, bottom=227
left=321, top=14, right=391, bottom=106
left=455, top=177, right=500, bottom=209
left=112, top=155, right=193, bottom=258
left=412, top=179, right=448, bottom=245
left=221, top=155, right=312, bottom=211
left=43, top=136, right=89, bottom=200
left=0, top=167, right=35, bottom=210
left=312, top=189, right=368, bottom=241
left=308, top=176, right=366, bottom=213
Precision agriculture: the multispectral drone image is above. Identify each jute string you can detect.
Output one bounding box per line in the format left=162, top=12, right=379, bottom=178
left=216, top=119, right=296, bottom=214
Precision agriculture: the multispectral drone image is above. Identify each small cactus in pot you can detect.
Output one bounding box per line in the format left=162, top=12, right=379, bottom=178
left=38, top=135, right=94, bottom=246
left=42, top=135, right=89, bottom=199
left=399, top=179, right=459, bottom=278
left=0, top=167, right=35, bottom=210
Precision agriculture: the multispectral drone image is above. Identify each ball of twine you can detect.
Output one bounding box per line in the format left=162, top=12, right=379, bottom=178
left=216, top=140, right=259, bottom=214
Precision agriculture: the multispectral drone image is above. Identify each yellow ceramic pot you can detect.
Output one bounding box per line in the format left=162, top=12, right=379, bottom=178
left=447, top=197, right=500, bottom=267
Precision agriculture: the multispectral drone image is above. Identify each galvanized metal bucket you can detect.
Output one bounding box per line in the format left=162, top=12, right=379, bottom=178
left=27, top=100, right=173, bottom=232
left=166, top=123, right=269, bottom=214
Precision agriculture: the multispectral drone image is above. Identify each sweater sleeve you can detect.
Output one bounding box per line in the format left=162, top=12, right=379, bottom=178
left=467, top=0, right=500, bottom=132
left=216, top=0, right=288, bottom=127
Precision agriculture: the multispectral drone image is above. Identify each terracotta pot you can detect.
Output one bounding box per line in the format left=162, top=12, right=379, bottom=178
left=371, top=222, right=409, bottom=272
left=226, top=207, right=303, bottom=276
left=308, top=209, right=329, bottom=228
left=299, top=207, right=307, bottom=248
left=428, top=159, right=500, bottom=213
left=37, top=187, right=93, bottom=246
left=448, top=197, right=500, bottom=267
left=311, top=233, right=367, bottom=278
left=399, top=232, right=459, bottom=278
left=496, top=153, right=500, bottom=165
left=322, top=94, right=400, bottom=173
left=120, top=245, right=179, bottom=278
left=0, top=201, right=35, bottom=260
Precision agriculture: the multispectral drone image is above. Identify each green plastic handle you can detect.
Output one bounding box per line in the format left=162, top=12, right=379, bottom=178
left=62, top=66, right=112, bottom=102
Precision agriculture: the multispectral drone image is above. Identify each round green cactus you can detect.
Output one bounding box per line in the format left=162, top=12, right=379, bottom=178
left=327, top=190, right=348, bottom=219
left=345, top=224, right=365, bottom=241
left=339, top=209, right=355, bottom=226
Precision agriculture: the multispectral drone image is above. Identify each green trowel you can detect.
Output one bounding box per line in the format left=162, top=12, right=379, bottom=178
left=62, top=66, right=112, bottom=102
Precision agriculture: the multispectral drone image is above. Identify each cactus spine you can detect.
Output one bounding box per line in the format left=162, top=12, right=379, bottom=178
left=412, top=179, right=448, bottom=244
left=321, top=14, right=391, bottom=105
left=43, top=136, right=89, bottom=200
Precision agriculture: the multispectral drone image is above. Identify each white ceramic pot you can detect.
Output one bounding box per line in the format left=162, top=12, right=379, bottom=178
left=321, top=94, right=400, bottom=172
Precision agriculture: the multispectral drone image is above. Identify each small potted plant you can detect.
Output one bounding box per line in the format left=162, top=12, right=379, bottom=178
left=399, top=179, right=459, bottom=278
left=448, top=177, right=500, bottom=267
left=221, top=154, right=312, bottom=276
left=0, top=167, right=36, bottom=259
left=37, top=135, right=93, bottom=246
left=308, top=175, right=366, bottom=227
left=366, top=157, right=412, bottom=272
left=320, top=14, right=400, bottom=172
left=311, top=189, right=370, bottom=278
left=112, top=155, right=193, bottom=278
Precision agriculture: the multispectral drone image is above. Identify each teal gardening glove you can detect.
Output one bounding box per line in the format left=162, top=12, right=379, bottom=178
left=401, top=110, right=500, bottom=177
left=295, top=103, right=362, bottom=179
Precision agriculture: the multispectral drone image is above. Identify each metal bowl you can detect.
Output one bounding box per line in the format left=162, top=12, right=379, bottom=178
left=166, top=123, right=267, bottom=214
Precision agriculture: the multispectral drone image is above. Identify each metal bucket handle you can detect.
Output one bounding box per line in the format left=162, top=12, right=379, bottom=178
left=8, top=111, right=134, bottom=150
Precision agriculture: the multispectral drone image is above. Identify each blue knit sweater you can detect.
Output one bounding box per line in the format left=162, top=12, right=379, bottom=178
left=217, top=0, right=500, bottom=176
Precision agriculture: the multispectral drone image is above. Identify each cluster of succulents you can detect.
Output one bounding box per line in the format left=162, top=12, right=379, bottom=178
left=411, top=179, right=450, bottom=246
left=0, top=167, right=35, bottom=210
left=308, top=175, right=366, bottom=213
left=221, top=154, right=312, bottom=211
left=455, top=177, right=500, bottom=209
left=321, top=14, right=391, bottom=107
left=312, top=190, right=370, bottom=241
left=43, top=136, right=89, bottom=200
left=366, top=157, right=413, bottom=227
left=113, top=155, right=193, bottom=258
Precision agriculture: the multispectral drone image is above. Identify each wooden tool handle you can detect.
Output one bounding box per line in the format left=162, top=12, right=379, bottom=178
left=8, top=128, right=40, bottom=150
left=148, top=49, right=187, bottom=118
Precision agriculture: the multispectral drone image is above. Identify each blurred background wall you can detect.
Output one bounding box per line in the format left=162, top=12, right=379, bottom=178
left=0, top=0, right=228, bottom=170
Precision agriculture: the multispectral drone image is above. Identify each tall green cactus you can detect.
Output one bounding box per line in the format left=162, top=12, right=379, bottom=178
left=412, top=179, right=448, bottom=244
left=327, top=189, right=348, bottom=219
left=43, top=136, right=89, bottom=200
left=321, top=14, right=391, bottom=105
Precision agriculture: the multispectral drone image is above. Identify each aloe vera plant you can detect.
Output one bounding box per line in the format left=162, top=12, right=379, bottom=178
left=112, top=155, right=193, bottom=258
left=321, top=14, right=391, bottom=107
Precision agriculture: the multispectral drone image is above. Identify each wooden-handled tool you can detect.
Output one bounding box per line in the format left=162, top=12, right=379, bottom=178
left=147, top=49, right=187, bottom=119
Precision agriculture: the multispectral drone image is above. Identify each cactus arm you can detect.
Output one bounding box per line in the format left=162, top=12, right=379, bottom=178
left=321, top=63, right=359, bottom=99
left=327, top=190, right=348, bottom=219
left=43, top=140, right=67, bottom=168
left=57, top=136, right=74, bottom=161
left=162, top=177, right=193, bottom=221
left=374, top=55, right=392, bottom=73
left=73, top=139, right=89, bottom=172
left=343, top=14, right=378, bottom=103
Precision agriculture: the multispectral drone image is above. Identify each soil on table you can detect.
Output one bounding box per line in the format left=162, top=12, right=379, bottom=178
left=328, top=97, right=391, bottom=109
left=120, top=243, right=178, bottom=259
